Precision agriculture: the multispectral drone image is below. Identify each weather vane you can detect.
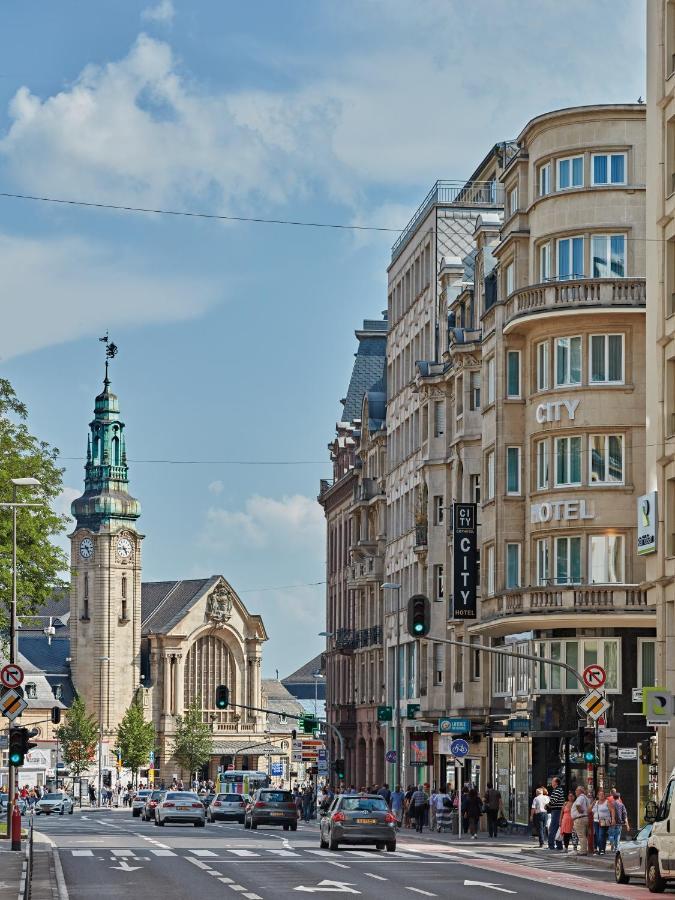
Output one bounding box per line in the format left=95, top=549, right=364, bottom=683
left=99, top=332, right=119, bottom=385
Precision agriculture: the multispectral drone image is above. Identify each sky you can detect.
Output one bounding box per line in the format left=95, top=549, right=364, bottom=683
left=0, top=0, right=646, bottom=677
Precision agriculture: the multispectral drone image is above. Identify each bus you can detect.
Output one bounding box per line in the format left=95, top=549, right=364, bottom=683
left=217, top=770, right=270, bottom=796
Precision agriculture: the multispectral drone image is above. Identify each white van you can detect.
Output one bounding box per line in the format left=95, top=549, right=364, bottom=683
left=645, top=769, right=675, bottom=892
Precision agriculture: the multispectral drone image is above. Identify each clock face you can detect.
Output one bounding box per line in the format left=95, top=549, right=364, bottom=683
left=116, top=537, right=133, bottom=559
left=79, top=538, right=94, bottom=560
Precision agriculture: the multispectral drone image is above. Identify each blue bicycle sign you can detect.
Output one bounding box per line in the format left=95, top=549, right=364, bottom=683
left=450, top=738, right=470, bottom=758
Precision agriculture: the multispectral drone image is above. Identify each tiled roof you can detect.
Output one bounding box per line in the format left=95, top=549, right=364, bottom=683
left=282, top=654, right=324, bottom=684
left=262, top=679, right=307, bottom=730
left=141, top=578, right=216, bottom=633
left=341, top=317, right=388, bottom=424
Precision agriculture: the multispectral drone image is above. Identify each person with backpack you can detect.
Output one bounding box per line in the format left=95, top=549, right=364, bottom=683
left=608, top=789, right=629, bottom=852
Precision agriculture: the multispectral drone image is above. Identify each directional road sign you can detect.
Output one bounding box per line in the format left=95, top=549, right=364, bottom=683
left=0, top=688, right=27, bottom=721
left=578, top=689, right=610, bottom=722
left=582, top=664, right=606, bottom=689
left=0, top=664, right=23, bottom=690
left=450, top=738, right=470, bottom=758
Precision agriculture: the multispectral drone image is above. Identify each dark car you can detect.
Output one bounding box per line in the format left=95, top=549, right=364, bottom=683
left=201, top=793, right=217, bottom=810
left=319, top=793, right=396, bottom=852
left=207, top=793, right=248, bottom=823
left=244, top=789, right=298, bottom=830
left=142, top=790, right=166, bottom=822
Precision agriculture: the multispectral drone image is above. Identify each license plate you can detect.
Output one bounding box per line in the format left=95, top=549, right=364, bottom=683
left=177, top=805, right=189, bottom=810
left=271, top=811, right=284, bottom=816
left=356, top=818, right=376, bottom=824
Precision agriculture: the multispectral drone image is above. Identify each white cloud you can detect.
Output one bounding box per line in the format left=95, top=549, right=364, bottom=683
left=141, top=0, right=175, bottom=25
left=0, top=232, right=220, bottom=360
left=208, top=480, right=224, bottom=495
left=204, top=493, right=324, bottom=551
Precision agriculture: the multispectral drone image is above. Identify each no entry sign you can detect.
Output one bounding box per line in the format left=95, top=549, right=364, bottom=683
left=582, top=664, right=606, bottom=689
left=0, top=664, right=24, bottom=689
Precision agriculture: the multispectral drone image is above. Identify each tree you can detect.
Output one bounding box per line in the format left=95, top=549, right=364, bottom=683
left=116, top=697, right=155, bottom=785
left=0, top=378, right=69, bottom=631
left=172, top=699, right=212, bottom=781
left=56, top=694, right=98, bottom=778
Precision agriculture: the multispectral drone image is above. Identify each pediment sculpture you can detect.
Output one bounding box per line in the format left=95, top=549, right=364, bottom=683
left=206, top=583, right=234, bottom=623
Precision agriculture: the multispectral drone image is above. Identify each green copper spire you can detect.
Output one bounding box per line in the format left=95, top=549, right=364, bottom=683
left=71, top=363, right=141, bottom=530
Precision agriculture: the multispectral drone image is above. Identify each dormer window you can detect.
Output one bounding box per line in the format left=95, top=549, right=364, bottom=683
left=25, top=682, right=36, bottom=699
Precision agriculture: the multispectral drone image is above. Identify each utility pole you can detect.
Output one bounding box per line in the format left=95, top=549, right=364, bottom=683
left=382, top=584, right=402, bottom=789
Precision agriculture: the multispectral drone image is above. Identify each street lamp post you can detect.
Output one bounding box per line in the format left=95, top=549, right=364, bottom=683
left=98, top=656, right=110, bottom=807
left=312, top=671, right=323, bottom=718
left=382, top=583, right=402, bottom=790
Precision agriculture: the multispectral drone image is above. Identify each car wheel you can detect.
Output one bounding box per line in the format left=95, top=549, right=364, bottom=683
left=647, top=852, right=667, bottom=893
left=60, top=807, right=64, bottom=816
left=615, top=854, right=629, bottom=885
left=329, top=835, right=339, bottom=851
left=386, top=842, right=396, bottom=853
left=290, top=823, right=297, bottom=832
left=375, top=842, right=385, bottom=851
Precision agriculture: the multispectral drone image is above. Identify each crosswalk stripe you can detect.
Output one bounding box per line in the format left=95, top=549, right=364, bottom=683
left=226, top=849, right=259, bottom=857
left=111, top=850, right=135, bottom=857
left=71, top=850, right=93, bottom=856
left=191, top=849, right=217, bottom=857
left=150, top=849, right=175, bottom=856
left=306, top=850, right=333, bottom=857
left=267, top=849, right=299, bottom=857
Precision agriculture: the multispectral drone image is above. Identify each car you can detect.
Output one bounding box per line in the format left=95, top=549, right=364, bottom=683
left=35, top=792, right=74, bottom=816
left=207, top=792, right=248, bottom=823
left=201, top=792, right=217, bottom=810
left=0, top=796, right=27, bottom=816
left=154, top=791, right=206, bottom=827
left=615, top=823, right=652, bottom=884
left=319, top=793, right=396, bottom=852
left=131, top=789, right=153, bottom=818
left=142, top=790, right=166, bottom=822
left=244, top=789, right=298, bottom=831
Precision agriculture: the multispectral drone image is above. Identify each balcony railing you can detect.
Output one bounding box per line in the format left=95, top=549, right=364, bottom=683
left=353, top=477, right=383, bottom=503
left=335, top=628, right=358, bottom=651
left=347, top=556, right=384, bottom=584
left=319, top=478, right=335, bottom=495
left=480, top=585, right=649, bottom=623
left=504, top=277, right=645, bottom=328
left=391, top=180, right=504, bottom=263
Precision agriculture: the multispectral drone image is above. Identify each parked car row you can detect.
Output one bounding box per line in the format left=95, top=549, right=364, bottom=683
left=130, top=787, right=300, bottom=830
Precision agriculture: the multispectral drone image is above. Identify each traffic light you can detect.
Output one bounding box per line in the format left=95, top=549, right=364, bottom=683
left=578, top=725, right=595, bottom=758
left=8, top=727, right=38, bottom=767
left=334, top=758, right=345, bottom=780
left=51, top=707, right=61, bottom=725
left=407, top=594, right=431, bottom=638
left=291, top=729, right=297, bottom=741
left=640, top=739, right=652, bottom=764
left=215, top=685, right=229, bottom=710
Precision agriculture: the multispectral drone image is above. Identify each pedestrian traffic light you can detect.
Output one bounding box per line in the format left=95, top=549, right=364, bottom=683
left=8, top=727, right=38, bottom=767
left=215, top=685, right=229, bottom=710
left=334, top=758, right=345, bottom=780
left=51, top=707, right=61, bottom=725
left=407, top=594, right=431, bottom=638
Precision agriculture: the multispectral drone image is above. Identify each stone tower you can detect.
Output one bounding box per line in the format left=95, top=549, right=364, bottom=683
left=69, top=362, right=143, bottom=732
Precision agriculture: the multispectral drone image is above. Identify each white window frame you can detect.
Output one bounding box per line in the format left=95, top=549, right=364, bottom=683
left=470, top=371, right=481, bottom=410
left=433, top=495, right=444, bottom=525
left=557, top=154, right=584, bottom=190
left=536, top=439, right=549, bottom=490
left=508, top=185, right=518, bottom=216
left=589, top=534, right=625, bottom=584
left=471, top=474, right=481, bottom=505
left=486, top=544, right=495, bottom=596
left=536, top=538, right=549, bottom=586
left=538, top=161, right=551, bottom=197
left=506, top=349, right=521, bottom=399
left=589, top=333, right=625, bottom=384
left=506, top=446, right=521, bottom=496
left=505, top=262, right=515, bottom=297
left=486, top=450, right=495, bottom=501
left=540, top=242, right=551, bottom=282
left=589, top=433, right=625, bottom=485
left=434, top=564, right=444, bottom=600
left=591, top=233, right=626, bottom=278
left=433, top=400, right=445, bottom=437
left=486, top=357, right=495, bottom=405
left=505, top=542, right=521, bottom=589
left=556, top=235, right=584, bottom=280
left=536, top=638, right=621, bottom=694
left=554, top=535, right=582, bottom=585
left=537, top=341, right=549, bottom=391
left=591, top=152, right=627, bottom=186
left=492, top=648, right=509, bottom=696
left=433, top=643, right=444, bottom=686
left=554, top=335, right=582, bottom=387
left=637, top=638, right=657, bottom=689
left=554, top=435, right=582, bottom=487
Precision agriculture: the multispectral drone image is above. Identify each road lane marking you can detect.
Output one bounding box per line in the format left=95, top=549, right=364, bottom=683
left=365, top=873, right=387, bottom=881
left=71, top=850, right=93, bottom=856
left=267, top=849, right=299, bottom=857
left=227, top=849, right=260, bottom=857
left=328, top=862, right=350, bottom=869
left=219, top=878, right=235, bottom=884
left=243, top=895, right=262, bottom=900
left=150, top=849, right=175, bottom=856
left=191, top=849, right=217, bottom=857
left=405, top=890, right=436, bottom=897
left=53, top=850, right=70, bottom=900
left=111, top=850, right=135, bottom=857
left=186, top=857, right=211, bottom=870
left=228, top=886, right=246, bottom=892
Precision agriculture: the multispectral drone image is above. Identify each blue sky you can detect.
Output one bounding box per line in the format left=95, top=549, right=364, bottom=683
left=0, top=0, right=645, bottom=677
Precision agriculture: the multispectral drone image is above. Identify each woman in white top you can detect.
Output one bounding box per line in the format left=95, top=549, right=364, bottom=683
left=592, top=789, right=611, bottom=855
left=530, top=787, right=550, bottom=848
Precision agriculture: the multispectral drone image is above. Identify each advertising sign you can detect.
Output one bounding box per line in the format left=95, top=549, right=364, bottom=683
left=409, top=734, right=432, bottom=767
left=452, top=502, right=477, bottom=620
left=439, top=717, right=471, bottom=735
left=638, top=491, right=658, bottom=556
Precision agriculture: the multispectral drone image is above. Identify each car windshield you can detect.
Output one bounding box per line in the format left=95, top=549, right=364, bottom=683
left=42, top=794, right=64, bottom=801
left=259, top=791, right=292, bottom=803
left=136, top=791, right=151, bottom=797
left=341, top=797, right=388, bottom=812
left=166, top=792, right=198, bottom=800
left=636, top=824, right=653, bottom=842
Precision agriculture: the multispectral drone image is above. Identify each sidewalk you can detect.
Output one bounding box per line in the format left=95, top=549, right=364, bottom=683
left=0, top=834, right=60, bottom=900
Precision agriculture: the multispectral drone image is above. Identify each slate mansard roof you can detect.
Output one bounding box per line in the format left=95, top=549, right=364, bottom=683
left=340, top=315, right=388, bottom=425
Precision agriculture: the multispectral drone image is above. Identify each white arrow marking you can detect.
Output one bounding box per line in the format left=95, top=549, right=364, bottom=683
left=464, top=881, right=516, bottom=894
left=294, top=881, right=360, bottom=894
left=110, top=861, right=143, bottom=872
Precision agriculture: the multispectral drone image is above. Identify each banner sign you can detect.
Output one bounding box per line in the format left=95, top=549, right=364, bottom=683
left=452, top=503, right=477, bottom=619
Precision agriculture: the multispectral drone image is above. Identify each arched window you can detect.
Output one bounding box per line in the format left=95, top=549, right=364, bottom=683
left=184, top=635, right=237, bottom=720
left=121, top=574, right=128, bottom=621
left=84, top=573, right=88, bottom=599
left=112, top=436, right=120, bottom=466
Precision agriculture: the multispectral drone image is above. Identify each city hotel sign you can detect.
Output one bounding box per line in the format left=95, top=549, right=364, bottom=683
left=531, top=499, right=595, bottom=524
left=535, top=397, right=580, bottom=424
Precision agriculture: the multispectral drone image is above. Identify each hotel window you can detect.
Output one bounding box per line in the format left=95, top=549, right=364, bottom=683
left=592, top=234, right=626, bottom=278
left=537, top=341, right=549, bottom=391
left=540, top=242, right=551, bottom=281
left=589, top=534, right=625, bottom=584
left=589, top=434, right=624, bottom=484
left=506, top=543, right=521, bottom=589
left=433, top=400, right=445, bottom=437
left=537, top=638, right=620, bottom=692
left=557, top=236, right=584, bottom=280
left=508, top=185, right=518, bottom=216
left=469, top=372, right=481, bottom=410
left=471, top=474, right=481, bottom=504
left=433, top=643, right=444, bottom=685
left=486, top=450, right=495, bottom=500
left=506, top=447, right=521, bottom=495
left=536, top=538, right=550, bottom=586
left=638, top=639, right=656, bottom=689
left=536, top=439, right=549, bottom=490
left=555, top=436, right=582, bottom=486
left=554, top=536, right=582, bottom=584
left=591, top=152, right=626, bottom=186
left=505, top=262, right=515, bottom=297
left=486, top=544, right=495, bottom=596
left=486, top=357, right=495, bottom=405
left=557, top=155, right=584, bottom=190
left=538, top=161, right=551, bottom=196
left=589, top=334, right=624, bottom=383
left=506, top=350, right=521, bottom=398
left=434, top=564, right=444, bottom=600
left=433, top=495, right=444, bottom=525
left=493, top=648, right=509, bottom=695
left=555, top=336, right=581, bottom=386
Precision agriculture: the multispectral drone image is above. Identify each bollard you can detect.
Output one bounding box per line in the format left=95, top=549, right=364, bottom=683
left=11, top=804, right=21, bottom=851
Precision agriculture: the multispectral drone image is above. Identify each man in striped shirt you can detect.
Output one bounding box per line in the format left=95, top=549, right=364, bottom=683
left=547, top=777, right=566, bottom=850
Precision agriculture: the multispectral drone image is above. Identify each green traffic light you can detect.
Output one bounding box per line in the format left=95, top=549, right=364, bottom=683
left=9, top=752, right=21, bottom=765
left=414, top=622, right=424, bottom=633
left=584, top=751, right=595, bottom=763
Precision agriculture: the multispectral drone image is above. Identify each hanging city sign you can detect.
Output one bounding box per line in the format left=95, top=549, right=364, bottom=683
left=452, top=503, right=477, bottom=620
left=637, top=491, right=658, bottom=556
left=535, top=398, right=580, bottom=424
left=530, top=499, right=594, bottom=524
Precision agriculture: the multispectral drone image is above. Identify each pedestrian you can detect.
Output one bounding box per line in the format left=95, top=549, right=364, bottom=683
left=435, top=786, right=452, bottom=833
left=88, top=782, right=96, bottom=806
left=530, top=787, right=549, bottom=848
left=410, top=784, right=429, bottom=833
left=391, top=784, right=405, bottom=827
left=483, top=782, right=501, bottom=839
left=571, top=786, right=590, bottom=855
left=592, top=789, right=610, bottom=855
left=560, top=792, right=575, bottom=852
left=429, top=786, right=438, bottom=832
left=302, top=785, right=313, bottom=822
left=547, top=777, right=565, bottom=851
left=377, top=783, right=391, bottom=807
left=403, top=786, right=414, bottom=828
left=465, top=788, right=482, bottom=840
left=608, top=790, right=629, bottom=851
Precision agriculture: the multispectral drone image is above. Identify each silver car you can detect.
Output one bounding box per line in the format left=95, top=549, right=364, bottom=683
left=154, top=791, right=206, bottom=827
left=319, top=793, right=396, bottom=852
left=131, top=789, right=153, bottom=817
left=35, top=792, right=74, bottom=816
left=615, top=823, right=652, bottom=884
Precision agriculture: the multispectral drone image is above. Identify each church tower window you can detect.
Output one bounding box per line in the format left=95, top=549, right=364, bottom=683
left=121, top=574, right=128, bottom=621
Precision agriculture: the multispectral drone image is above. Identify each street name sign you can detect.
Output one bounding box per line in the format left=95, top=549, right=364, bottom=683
left=582, top=664, right=606, bottom=689
left=0, top=688, right=27, bottom=721
left=0, top=664, right=23, bottom=689
left=507, top=718, right=531, bottom=733
left=578, top=689, right=610, bottom=721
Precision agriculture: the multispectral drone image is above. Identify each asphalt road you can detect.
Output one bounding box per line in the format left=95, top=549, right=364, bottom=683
left=32, top=809, right=656, bottom=899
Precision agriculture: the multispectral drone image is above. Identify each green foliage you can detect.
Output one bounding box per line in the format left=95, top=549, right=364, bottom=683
left=56, top=695, right=98, bottom=777
left=0, top=378, right=69, bottom=630
left=116, top=697, right=155, bottom=776
left=172, top=699, right=212, bottom=778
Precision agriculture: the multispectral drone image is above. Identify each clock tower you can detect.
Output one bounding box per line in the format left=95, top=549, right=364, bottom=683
left=70, top=361, right=142, bottom=732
